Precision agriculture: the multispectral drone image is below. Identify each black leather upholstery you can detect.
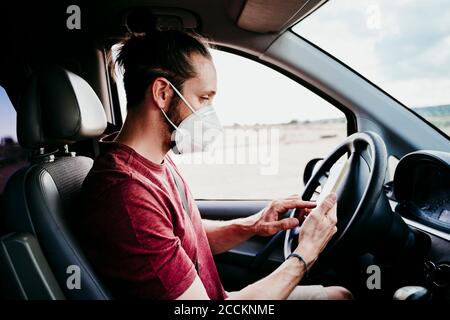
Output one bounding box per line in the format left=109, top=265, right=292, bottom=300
left=17, top=66, right=107, bottom=149
left=1, top=66, right=110, bottom=299
left=0, top=232, right=65, bottom=300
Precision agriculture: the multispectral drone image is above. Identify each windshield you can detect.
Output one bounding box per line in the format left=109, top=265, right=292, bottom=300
left=293, top=0, right=450, bottom=137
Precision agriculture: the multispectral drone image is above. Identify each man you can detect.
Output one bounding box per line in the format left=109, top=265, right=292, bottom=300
left=77, top=30, right=352, bottom=300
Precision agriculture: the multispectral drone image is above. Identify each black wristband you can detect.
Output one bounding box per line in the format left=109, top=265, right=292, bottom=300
left=286, top=252, right=309, bottom=278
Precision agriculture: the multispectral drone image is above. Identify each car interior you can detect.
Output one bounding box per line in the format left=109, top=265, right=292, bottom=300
left=0, top=0, right=449, bottom=300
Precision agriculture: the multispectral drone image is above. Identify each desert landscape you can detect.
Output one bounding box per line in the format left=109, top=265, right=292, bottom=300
left=174, top=119, right=347, bottom=200
left=1, top=105, right=448, bottom=199
left=175, top=104, right=450, bottom=200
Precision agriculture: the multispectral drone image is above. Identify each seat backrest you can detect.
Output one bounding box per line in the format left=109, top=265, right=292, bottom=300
left=1, top=66, right=110, bottom=299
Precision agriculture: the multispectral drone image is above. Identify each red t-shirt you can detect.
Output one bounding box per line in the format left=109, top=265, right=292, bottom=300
left=76, top=132, right=227, bottom=300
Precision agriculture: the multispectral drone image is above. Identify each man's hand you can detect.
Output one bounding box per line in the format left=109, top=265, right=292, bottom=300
left=253, top=195, right=317, bottom=237
left=203, top=195, right=316, bottom=255
left=294, top=192, right=338, bottom=268
left=181, top=193, right=341, bottom=300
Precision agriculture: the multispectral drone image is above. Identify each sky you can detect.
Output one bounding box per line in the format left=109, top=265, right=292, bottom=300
left=207, top=49, right=344, bottom=126
left=293, top=0, right=450, bottom=108
left=0, top=88, right=16, bottom=141
left=2, top=0, right=449, bottom=141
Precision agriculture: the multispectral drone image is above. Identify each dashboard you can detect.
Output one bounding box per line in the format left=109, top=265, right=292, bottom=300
left=394, top=150, right=450, bottom=232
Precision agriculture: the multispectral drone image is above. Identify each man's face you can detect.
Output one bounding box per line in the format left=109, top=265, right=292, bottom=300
left=166, top=53, right=217, bottom=127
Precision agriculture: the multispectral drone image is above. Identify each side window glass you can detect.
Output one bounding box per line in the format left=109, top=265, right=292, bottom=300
left=174, top=50, right=347, bottom=200
left=0, top=86, right=27, bottom=193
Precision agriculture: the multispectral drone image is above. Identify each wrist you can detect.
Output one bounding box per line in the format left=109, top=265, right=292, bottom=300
left=286, top=252, right=309, bottom=278
left=284, top=254, right=307, bottom=280
left=242, top=209, right=265, bottom=236
left=236, top=212, right=261, bottom=237
left=294, top=246, right=317, bottom=269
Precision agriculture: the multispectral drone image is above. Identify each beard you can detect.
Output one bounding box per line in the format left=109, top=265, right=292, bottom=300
left=164, top=97, right=183, bottom=149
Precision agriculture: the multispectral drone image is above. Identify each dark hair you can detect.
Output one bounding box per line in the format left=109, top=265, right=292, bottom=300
left=115, top=30, right=212, bottom=110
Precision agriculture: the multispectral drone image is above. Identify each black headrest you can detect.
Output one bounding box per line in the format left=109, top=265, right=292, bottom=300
left=17, top=66, right=107, bottom=149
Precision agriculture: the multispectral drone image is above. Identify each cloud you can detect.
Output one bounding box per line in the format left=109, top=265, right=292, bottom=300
left=295, top=0, right=450, bottom=107
left=372, top=0, right=450, bottom=79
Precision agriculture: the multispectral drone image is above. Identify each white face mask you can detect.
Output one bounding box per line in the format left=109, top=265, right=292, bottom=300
left=161, top=81, right=223, bottom=154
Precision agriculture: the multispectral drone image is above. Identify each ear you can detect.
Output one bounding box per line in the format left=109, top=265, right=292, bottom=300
left=151, top=77, right=173, bottom=111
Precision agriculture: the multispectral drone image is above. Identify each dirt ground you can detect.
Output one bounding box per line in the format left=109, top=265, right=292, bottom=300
left=175, top=121, right=347, bottom=200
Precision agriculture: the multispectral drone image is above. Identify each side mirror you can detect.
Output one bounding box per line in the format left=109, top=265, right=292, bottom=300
left=303, top=158, right=324, bottom=185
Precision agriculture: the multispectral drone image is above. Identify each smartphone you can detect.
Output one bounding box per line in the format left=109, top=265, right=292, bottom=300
left=316, top=159, right=349, bottom=203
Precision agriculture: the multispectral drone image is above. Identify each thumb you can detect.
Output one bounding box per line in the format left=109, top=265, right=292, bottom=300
left=314, top=193, right=337, bottom=216
left=270, top=217, right=299, bottom=232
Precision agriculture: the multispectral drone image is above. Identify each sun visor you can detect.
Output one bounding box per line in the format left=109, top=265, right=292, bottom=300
left=235, top=0, right=327, bottom=33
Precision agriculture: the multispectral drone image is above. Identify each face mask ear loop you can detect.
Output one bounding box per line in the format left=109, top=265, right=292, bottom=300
left=161, top=108, right=178, bottom=130
left=168, top=81, right=198, bottom=115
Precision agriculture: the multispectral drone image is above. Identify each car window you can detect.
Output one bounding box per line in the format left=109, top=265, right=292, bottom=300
left=293, top=0, right=450, bottom=138
left=0, top=86, right=27, bottom=194
left=112, top=44, right=128, bottom=124
left=173, top=50, right=346, bottom=200
left=112, top=48, right=347, bottom=200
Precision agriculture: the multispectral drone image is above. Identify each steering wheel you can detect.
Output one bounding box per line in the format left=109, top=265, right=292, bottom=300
left=284, top=131, right=389, bottom=260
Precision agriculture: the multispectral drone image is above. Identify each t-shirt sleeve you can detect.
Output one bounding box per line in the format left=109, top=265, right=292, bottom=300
left=96, top=180, right=197, bottom=300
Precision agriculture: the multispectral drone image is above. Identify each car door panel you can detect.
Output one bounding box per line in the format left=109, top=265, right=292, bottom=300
left=197, top=200, right=285, bottom=290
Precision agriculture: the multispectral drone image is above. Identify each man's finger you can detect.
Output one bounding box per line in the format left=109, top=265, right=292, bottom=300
left=328, top=202, right=338, bottom=224
left=285, top=194, right=317, bottom=203
left=311, top=193, right=337, bottom=217
left=269, top=217, right=299, bottom=232
left=294, top=208, right=311, bottom=220
left=279, top=199, right=317, bottom=211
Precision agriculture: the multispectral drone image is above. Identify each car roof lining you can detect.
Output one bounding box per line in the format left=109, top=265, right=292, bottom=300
left=0, top=0, right=328, bottom=111
left=235, top=0, right=327, bottom=33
